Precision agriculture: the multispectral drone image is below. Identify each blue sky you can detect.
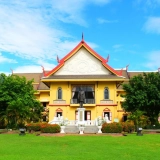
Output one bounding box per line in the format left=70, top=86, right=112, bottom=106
left=0, top=0, right=160, bottom=74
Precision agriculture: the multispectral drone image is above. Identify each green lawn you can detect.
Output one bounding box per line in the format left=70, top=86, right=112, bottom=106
left=0, top=133, right=160, bottom=160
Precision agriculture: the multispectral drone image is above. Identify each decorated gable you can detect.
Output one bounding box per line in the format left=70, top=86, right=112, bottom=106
left=54, top=47, right=112, bottom=75
left=44, top=40, right=121, bottom=77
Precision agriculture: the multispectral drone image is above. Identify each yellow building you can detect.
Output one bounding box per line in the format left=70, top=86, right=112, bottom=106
left=16, top=38, right=155, bottom=124
left=41, top=38, right=129, bottom=123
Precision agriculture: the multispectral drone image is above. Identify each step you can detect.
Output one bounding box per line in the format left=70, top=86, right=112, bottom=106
left=84, top=126, right=98, bottom=134
left=64, top=126, right=99, bottom=134
left=64, top=126, right=79, bottom=134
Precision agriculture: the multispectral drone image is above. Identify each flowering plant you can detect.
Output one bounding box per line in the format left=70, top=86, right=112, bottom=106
left=59, top=118, right=68, bottom=126
left=97, top=116, right=105, bottom=126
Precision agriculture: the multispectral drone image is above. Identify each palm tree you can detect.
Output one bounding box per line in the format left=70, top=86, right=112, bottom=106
left=127, top=110, right=149, bottom=130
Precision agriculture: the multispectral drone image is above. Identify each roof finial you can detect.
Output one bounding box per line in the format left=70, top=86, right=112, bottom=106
left=158, top=67, right=160, bottom=73
left=82, top=32, right=84, bottom=41
left=126, top=64, right=129, bottom=71
left=10, top=68, right=13, bottom=74
left=57, top=55, right=60, bottom=63
left=106, top=54, right=110, bottom=63
left=41, top=65, right=45, bottom=73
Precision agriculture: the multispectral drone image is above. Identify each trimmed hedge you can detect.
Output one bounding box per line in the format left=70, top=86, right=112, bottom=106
left=121, top=122, right=135, bottom=133
left=102, top=122, right=123, bottom=133
left=102, top=122, right=135, bottom=133
left=26, top=123, right=42, bottom=131
left=26, top=123, right=60, bottom=133
left=41, top=124, right=60, bottom=133
left=144, top=124, right=160, bottom=129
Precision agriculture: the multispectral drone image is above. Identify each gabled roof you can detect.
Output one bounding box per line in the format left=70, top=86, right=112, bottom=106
left=44, top=40, right=122, bottom=77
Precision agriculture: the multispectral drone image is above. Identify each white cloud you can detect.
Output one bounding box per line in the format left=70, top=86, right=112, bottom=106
left=86, top=41, right=99, bottom=49
left=36, top=60, right=56, bottom=71
left=91, top=0, right=112, bottom=5
left=112, top=44, right=123, bottom=52
left=135, top=0, right=160, bottom=8
left=145, top=0, right=160, bottom=7
left=49, top=0, right=112, bottom=26
left=0, top=0, right=115, bottom=73
left=0, top=1, right=70, bottom=62
left=97, top=18, right=118, bottom=24
left=143, top=17, right=160, bottom=34
left=0, top=0, right=110, bottom=69
left=145, top=50, right=160, bottom=69
left=13, top=65, right=44, bottom=73
left=112, top=44, right=123, bottom=49
left=0, top=71, right=11, bottom=75
left=0, top=53, right=17, bottom=63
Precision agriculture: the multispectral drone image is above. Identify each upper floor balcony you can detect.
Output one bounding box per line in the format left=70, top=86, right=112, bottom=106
left=70, top=99, right=95, bottom=104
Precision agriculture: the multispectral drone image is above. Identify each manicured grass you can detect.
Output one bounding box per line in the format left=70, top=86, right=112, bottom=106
left=0, top=133, right=160, bottom=160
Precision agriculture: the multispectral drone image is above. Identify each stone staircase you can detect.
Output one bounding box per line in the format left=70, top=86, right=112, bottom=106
left=64, top=126, right=79, bottom=134
left=84, top=126, right=98, bottom=134
left=64, top=126, right=98, bottom=134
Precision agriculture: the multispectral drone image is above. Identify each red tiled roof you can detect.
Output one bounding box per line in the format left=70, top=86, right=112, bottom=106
left=45, top=40, right=122, bottom=77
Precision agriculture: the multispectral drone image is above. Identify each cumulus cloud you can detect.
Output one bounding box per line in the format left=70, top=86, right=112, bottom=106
left=0, top=71, right=11, bottom=75
left=0, top=53, right=17, bottom=63
left=146, top=0, right=160, bottom=7
left=47, top=0, right=112, bottom=26
left=0, top=0, right=112, bottom=73
left=145, top=50, right=160, bottom=70
left=112, top=44, right=123, bottom=52
left=13, top=65, right=44, bottom=73
left=0, top=1, right=70, bottom=62
left=97, top=18, right=118, bottom=24
left=143, top=17, right=160, bottom=34
left=135, top=0, right=160, bottom=8
left=112, top=44, right=123, bottom=49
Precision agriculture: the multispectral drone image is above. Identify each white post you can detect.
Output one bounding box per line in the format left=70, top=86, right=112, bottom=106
left=77, top=108, right=86, bottom=134
left=77, top=108, right=86, bottom=126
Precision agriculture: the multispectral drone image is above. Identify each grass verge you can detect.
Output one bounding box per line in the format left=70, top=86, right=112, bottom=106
left=0, top=133, right=160, bottom=160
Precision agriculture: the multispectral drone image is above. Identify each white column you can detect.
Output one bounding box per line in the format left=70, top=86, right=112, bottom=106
left=77, top=108, right=86, bottom=125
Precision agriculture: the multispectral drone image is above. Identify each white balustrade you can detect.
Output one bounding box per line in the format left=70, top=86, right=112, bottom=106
left=67, top=120, right=96, bottom=126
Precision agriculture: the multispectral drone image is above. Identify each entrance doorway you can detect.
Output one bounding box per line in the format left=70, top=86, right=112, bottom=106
left=103, top=112, right=111, bottom=121
left=75, top=111, right=91, bottom=120
left=56, top=112, right=62, bottom=117
left=123, top=115, right=127, bottom=122
left=85, top=111, right=91, bottom=120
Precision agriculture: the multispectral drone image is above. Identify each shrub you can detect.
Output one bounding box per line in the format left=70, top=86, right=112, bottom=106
left=102, top=122, right=122, bottom=133
left=121, top=122, right=135, bottom=133
left=26, top=123, right=60, bottom=133
left=41, top=124, right=60, bottom=133
left=26, top=123, right=42, bottom=131
left=144, top=123, right=160, bottom=129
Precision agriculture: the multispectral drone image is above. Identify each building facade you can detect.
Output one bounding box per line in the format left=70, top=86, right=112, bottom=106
left=15, top=38, right=157, bottom=124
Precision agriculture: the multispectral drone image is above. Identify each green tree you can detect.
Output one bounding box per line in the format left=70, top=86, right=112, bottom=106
left=122, top=72, right=160, bottom=124
left=0, top=73, right=43, bottom=128
left=127, top=110, right=149, bottom=129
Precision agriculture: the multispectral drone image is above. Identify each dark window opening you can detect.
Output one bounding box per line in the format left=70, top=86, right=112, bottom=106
left=84, top=111, right=91, bottom=121
left=123, top=115, right=127, bottom=122
left=104, top=112, right=110, bottom=120
left=104, top=88, right=109, bottom=99
left=85, top=91, right=94, bottom=99
left=42, top=102, right=46, bottom=107
left=42, top=116, right=46, bottom=121
left=58, top=88, right=62, bottom=99
left=56, top=112, right=62, bottom=117
left=71, top=85, right=95, bottom=103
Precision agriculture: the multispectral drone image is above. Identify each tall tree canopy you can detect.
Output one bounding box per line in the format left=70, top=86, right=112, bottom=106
left=122, top=72, right=160, bottom=124
left=0, top=73, right=43, bottom=128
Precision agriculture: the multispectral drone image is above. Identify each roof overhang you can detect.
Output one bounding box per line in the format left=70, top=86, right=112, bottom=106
left=42, top=79, right=128, bottom=82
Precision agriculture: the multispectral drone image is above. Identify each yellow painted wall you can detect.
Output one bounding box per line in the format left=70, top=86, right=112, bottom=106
left=97, top=81, right=117, bottom=103
left=40, top=81, right=126, bottom=122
